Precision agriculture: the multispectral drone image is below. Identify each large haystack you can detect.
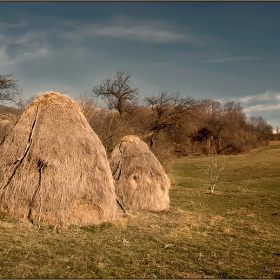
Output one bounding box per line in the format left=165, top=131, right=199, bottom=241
left=109, top=135, right=170, bottom=211
left=0, top=91, right=117, bottom=226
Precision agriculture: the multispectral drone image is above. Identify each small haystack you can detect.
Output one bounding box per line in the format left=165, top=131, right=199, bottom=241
left=0, top=91, right=117, bottom=226
left=109, top=135, right=170, bottom=211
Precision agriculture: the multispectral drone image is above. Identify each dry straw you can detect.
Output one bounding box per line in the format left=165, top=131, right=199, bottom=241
left=0, top=91, right=117, bottom=226
left=110, top=135, right=170, bottom=211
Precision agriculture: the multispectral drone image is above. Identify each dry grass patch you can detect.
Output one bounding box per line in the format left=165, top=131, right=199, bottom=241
left=0, top=142, right=280, bottom=278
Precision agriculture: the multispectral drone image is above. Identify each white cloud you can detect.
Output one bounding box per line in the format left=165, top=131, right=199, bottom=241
left=0, top=19, right=28, bottom=31
left=0, top=45, right=49, bottom=67
left=0, top=17, right=202, bottom=72
left=238, top=91, right=280, bottom=127
left=0, top=27, right=52, bottom=68
left=204, top=56, right=261, bottom=63
left=0, top=32, right=29, bottom=46
left=89, top=25, right=192, bottom=44
left=63, top=16, right=204, bottom=45
left=22, top=47, right=49, bottom=57
left=239, top=96, right=252, bottom=103
left=244, top=103, right=280, bottom=114
left=239, top=90, right=280, bottom=104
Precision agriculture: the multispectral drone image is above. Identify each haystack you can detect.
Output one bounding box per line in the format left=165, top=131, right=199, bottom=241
left=0, top=91, right=117, bottom=226
left=109, top=135, right=170, bottom=211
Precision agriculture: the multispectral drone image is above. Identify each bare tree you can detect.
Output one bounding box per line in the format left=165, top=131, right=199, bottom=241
left=145, top=90, right=195, bottom=148
left=0, top=72, right=20, bottom=104
left=92, top=70, right=139, bottom=115
left=15, top=91, right=38, bottom=111
left=0, top=73, right=22, bottom=140
left=248, top=115, right=273, bottom=144
left=205, top=148, right=228, bottom=193
left=196, top=99, right=223, bottom=117
left=75, top=91, right=98, bottom=124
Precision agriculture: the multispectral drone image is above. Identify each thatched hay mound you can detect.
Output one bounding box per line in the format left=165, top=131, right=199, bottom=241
left=110, top=135, right=170, bottom=211
left=0, top=91, right=117, bottom=226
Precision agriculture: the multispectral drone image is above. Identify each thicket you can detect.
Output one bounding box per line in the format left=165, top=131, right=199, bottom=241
left=0, top=71, right=275, bottom=164
left=81, top=95, right=273, bottom=164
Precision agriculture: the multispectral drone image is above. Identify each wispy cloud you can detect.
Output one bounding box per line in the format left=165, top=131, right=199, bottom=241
left=204, top=56, right=261, bottom=63
left=152, top=62, right=173, bottom=66
left=79, top=23, right=202, bottom=45
left=239, top=91, right=280, bottom=119
left=61, top=16, right=204, bottom=45
left=244, top=103, right=280, bottom=114
left=0, top=16, right=203, bottom=70
left=92, top=25, right=185, bottom=43
left=0, top=19, right=28, bottom=31
left=239, top=90, right=280, bottom=104
left=0, top=45, right=49, bottom=67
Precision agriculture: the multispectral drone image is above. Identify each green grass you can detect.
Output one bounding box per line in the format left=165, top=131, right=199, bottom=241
left=1, top=143, right=280, bottom=278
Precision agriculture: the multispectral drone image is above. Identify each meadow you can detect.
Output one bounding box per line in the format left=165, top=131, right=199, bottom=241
left=0, top=142, right=279, bottom=278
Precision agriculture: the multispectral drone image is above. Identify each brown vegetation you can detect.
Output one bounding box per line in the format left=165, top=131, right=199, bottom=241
left=109, top=135, right=170, bottom=211
left=0, top=72, right=19, bottom=104
left=0, top=91, right=117, bottom=226
left=1, top=90, right=274, bottom=166
left=0, top=104, right=20, bottom=140
left=87, top=95, right=273, bottom=165
left=0, top=71, right=274, bottom=165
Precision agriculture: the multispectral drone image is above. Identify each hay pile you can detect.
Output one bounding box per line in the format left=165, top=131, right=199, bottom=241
left=110, top=135, right=170, bottom=211
left=0, top=91, right=117, bottom=226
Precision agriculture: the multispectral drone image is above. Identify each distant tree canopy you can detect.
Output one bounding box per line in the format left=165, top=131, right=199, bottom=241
left=92, top=70, right=139, bottom=115
left=0, top=72, right=20, bottom=104
left=86, top=90, right=273, bottom=163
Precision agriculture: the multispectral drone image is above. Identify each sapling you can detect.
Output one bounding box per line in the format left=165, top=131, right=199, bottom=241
left=205, top=149, right=228, bottom=193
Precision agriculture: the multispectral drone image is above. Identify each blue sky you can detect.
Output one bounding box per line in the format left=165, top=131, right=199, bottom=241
left=0, top=2, right=280, bottom=129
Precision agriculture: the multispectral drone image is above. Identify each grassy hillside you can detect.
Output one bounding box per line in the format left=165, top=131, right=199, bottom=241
left=0, top=142, right=279, bottom=278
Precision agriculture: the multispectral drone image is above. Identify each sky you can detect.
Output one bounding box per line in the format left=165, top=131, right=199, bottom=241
left=0, top=2, right=280, bottom=129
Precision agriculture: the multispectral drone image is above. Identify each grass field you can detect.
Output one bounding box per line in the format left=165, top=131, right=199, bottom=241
left=0, top=142, right=279, bottom=278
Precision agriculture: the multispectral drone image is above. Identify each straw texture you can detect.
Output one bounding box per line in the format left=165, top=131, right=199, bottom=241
left=110, top=135, right=170, bottom=211
left=0, top=91, right=117, bottom=226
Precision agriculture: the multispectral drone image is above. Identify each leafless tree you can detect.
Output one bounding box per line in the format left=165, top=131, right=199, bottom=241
left=75, top=91, right=98, bottom=124
left=15, top=91, right=38, bottom=111
left=196, top=99, right=223, bottom=117
left=0, top=72, right=20, bottom=104
left=205, top=148, right=228, bottom=193
left=145, top=90, right=195, bottom=148
left=248, top=115, right=273, bottom=143
left=92, top=70, right=139, bottom=115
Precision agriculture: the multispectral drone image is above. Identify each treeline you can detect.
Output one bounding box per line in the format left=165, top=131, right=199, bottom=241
left=79, top=92, right=273, bottom=164
left=79, top=70, right=274, bottom=162
left=0, top=70, right=275, bottom=164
